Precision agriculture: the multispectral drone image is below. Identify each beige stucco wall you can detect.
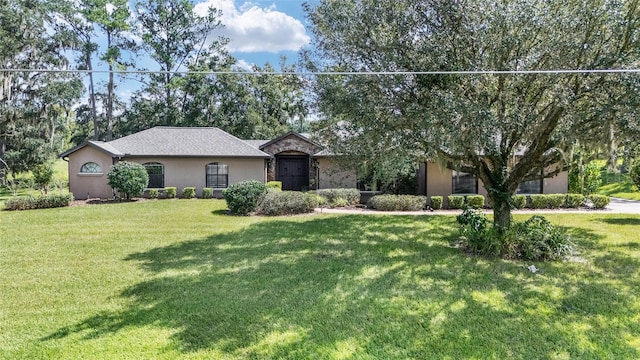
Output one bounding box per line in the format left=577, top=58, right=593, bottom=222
left=543, top=171, right=569, bottom=194
left=317, top=158, right=357, bottom=189
left=67, top=146, right=114, bottom=199
left=126, top=157, right=266, bottom=197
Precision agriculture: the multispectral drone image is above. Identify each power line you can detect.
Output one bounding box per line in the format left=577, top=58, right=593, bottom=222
left=1, top=68, right=640, bottom=75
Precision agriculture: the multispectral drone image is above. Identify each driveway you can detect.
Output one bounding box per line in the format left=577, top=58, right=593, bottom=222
left=606, top=197, right=640, bottom=214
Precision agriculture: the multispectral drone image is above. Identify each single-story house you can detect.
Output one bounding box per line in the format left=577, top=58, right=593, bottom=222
left=61, top=126, right=568, bottom=201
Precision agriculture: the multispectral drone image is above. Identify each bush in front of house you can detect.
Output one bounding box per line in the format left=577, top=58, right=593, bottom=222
left=163, top=187, right=176, bottom=199
left=148, top=189, right=159, bottom=199
left=315, top=188, right=360, bottom=207
left=466, top=195, right=485, bottom=209
left=202, top=188, right=213, bottom=199
left=588, top=194, right=610, bottom=209
left=256, top=190, right=319, bottom=216
left=565, top=194, right=585, bottom=208
left=4, top=193, right=74, bottom=211
left=223, top=180, right=268, bottom=215
left=430, top=196, right=443, bottom=210
left=447, top=195, right=465, bottom=209
left=107, top=161, right=149, bottom=200
left=266, top=181, right=282, bottom=191
left=368, top=194, right=426, bottom=211
left=529, top=194, right=547, bottom=209
left=631, top=160, right=640, bottom=191
left=182, top=187, right=196, bottom=199
left=512, top=195, right=527, bottom=209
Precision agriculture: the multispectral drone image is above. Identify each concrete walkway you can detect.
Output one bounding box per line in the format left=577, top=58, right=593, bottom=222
left=315, top=197, right=640, bottom=215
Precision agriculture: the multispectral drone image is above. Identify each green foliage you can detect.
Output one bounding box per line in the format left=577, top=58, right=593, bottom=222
left=223, top=180, right=268, bottom=215
left=447, top=195, right=465, bottom=209
left=589, top=195, right=610, bottom=209
left=367, top=195, right=426, bottom=211
left=466, top=195, right=485, bottom=209
left=32, top=163, right=54, bottom=193
left=202, top=188, right=214, bottom=199
left=430, top=196, right=443, bottom=210
left=148, top=189, right=159, bottom=199
left=565, top=194, right=585, bottom=208
left=266, top=181, right=283, bottom=191
left=529, top=194, right=565, bottom=209
left=455, top=208, right=499, bottom=256
left=630, top=161, right=640, bottom=191
left=107, top=162, right=149, bottom=200
left=256, top=190, right=319, bottom=216
left=529, top=194, right=546, bottom=209
left=570, top=161, right=603, bottom=195
left=504, top=216, right=574, bottom=261
left=182, top=187, right=196, bottom=199
left=164, top=187, right=177, bottom=199
left=4, top=193, right=74, bottom=211
left=512, top=195, right=527, bottom=209
left=315, top=188, right=360, bottom=206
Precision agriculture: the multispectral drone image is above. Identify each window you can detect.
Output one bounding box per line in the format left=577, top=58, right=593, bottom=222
left=80, top=162, right=102, bottom=173
left=206, top=162, right=228, bottom=188
left=143, top=162, right=164, bottom=188
left=517, top=179, right=542, bottom=194
left=452, top=170, right=477, bottom=194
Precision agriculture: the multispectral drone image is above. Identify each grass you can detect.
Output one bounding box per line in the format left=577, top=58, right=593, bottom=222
left=2, top=200, right=640, bottom=358
left=598, top=171, right=640, bottom=201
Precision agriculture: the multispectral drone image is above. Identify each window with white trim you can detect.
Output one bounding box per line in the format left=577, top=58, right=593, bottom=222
left=206, top=162, right=228, bottom=188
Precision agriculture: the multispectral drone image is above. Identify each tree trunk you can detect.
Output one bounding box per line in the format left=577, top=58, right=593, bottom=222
left=106, top=32, right=114, bottom=142
left=0, top=137, right=6, bottom=185
left=492, top=196, right=512, bottom=233
left=87, top=52, right=99, bottom=140
left=606, top=120, right=618, bottom=172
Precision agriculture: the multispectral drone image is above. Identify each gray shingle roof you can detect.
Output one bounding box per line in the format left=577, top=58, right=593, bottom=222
left=243, top=139, right=270, bottom=149
left=104, top=127, right=270, bottom=158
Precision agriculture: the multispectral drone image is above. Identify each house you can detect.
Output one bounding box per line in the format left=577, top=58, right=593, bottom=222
left=60, top=127, right=356, bottom=199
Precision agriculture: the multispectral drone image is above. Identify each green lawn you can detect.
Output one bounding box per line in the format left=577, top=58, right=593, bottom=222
left=2, top=200, right=640, bottom=359
left=598, top=172, right=640, bottom=201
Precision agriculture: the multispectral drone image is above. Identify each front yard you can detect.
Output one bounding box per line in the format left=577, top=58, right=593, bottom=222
left=1, top=199, right=639, bottom=358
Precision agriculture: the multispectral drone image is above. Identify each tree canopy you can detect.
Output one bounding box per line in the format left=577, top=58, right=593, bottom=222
left=304, top=0, right=640, bottom=230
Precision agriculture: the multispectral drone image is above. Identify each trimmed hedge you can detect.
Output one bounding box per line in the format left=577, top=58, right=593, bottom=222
left=447, top=195, right=465, bottom=209
left=466, top=195, right=485, bottom=209
left=565, top=194, right=585, bottom=208
left=266, top=181, right=282, bottom=191
left=223, top=180, right=268, bottom=215
left=589, top=194, right=610, bottom=209
left=256, top=190, right=319, bottom=216
left=164, top=187, right=177, bottom=199
left=148, top=189, right=159, bottom=199
left=512, top=195, right=527, bottom=209
left=202, top=188, right=214, bottom=199
left=315, top=188, right=360, bottom=206
left=4, top=193, right=74, bottom=211
left=182, top=187, right=196, bottom=199
left=368, top=195, right=426, bottom=211
left=530, top=194, right=567, bottom=209
left=430, top=196, right=443, bottom=210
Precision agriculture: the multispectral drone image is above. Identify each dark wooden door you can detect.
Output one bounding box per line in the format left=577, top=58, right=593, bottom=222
left=277, top=156, right=309, bottom=191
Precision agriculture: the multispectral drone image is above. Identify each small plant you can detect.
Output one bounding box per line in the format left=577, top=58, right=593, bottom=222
left=266, top=181, right=282, bottom=191
left=368, top=194, right=426, bottom=211
left=202, top=188, right=214, bottom=199
left=430, top=196, right=443, bottom=210
left=182, top=187, right=196, bottom=199
left=529, top=194, right=547, bottom=209
left=547, top=194, right=566, bottom=209
left=5, top=193, right=74, bottom=211
left=330, top=197, right=350, bottom=208
left=512, top=195, right=527, bottom=209
left=630, top=160, right=640, bottom=191
left=32, top=162, right=54, bottom=194
left=223, top=180, right=268, bottom=215
left=164, top=187, right=177, bottom=199
left=148, top=189, right=159, bottom=199
left=107, top=161, right=149, bottom=200
left=256, top=190, right=319, bottom=216
left=455, top=208, right=501, bottom=256
left=505, top=216, right=574, bottom=261
left=466, top=195, right=485, bottom=209
left=316, top=188, right=361, bottom=206
left=588, top=194, right=610, bottom=209
left=565, top=193, right=585, bottom=208
left=447, top=195, right=465, bottom=209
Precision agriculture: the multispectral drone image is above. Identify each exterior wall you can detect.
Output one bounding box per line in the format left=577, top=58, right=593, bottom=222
left=317, top=157, right=357, bottom=189
left=543, top=171, right=569, bottom=194
left=126, top=157, right=266, bottom=198
left=67, top=146, right=114, bottom=199
left=261, top=134, right=322, bottom=183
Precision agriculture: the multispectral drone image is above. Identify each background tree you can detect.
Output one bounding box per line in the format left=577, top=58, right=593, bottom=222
left=304, top=0, right=640, bottom=231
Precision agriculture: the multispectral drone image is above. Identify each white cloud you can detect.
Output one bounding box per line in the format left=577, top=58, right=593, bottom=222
left=233, top=59, right=254, bottom=71
left=194, top=0, right=310, bottom=53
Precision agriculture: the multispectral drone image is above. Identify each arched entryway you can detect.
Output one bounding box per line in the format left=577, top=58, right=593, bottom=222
left=276, top=154, right=309, bottom=191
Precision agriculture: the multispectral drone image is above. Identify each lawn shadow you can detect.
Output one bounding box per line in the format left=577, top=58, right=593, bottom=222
left=595, top=217, right=640, bottom=226
left=42, top=214, right=640, bottom=358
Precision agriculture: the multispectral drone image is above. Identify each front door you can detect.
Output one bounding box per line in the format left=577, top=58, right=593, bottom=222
left=277, top=156, right=309, bottom=191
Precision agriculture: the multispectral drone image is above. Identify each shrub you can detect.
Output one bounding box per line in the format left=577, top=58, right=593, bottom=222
left=630, top=160, right=640, bottom=191
left=32, top=162, right=54, bottom=193
left=107, top=161, right=149, bottom=199
left=466, top=195, right=485, bottom=209
left=266, top=181, right=282, bottom=191
left=589, top=194, right=610, bottom=209
left=164, top=187, right=177, bottom=199
left=455, top=208, right=502, bottom=257
left=148, top=189, right=159, bottom=199
left=316, top=188, right=360, bottom=206
left=430, top=196, right=443, bottom=210
left=331, top=197, right=350, bottom=208
left=512, top=195, right=527, bottom=209
left=565, top=193, right=585, bottom=208
left=504, top=216, right=574, bottom=261
left=547, top=194, right=566, bottom=209
left=368, top=195, right=426, bottom=211
left=182, top=187, right=196, bottom=199
left=256, top=190, right=319, bottom=216
left=223, top=180, right=268, bottom=215
left=447, top=195, right=465, bottom=209
left=202, top=188, right=214, bottom=199
left=529, top=194, right=547, bottom=209
left=4, top=193, right=74, bottom=211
